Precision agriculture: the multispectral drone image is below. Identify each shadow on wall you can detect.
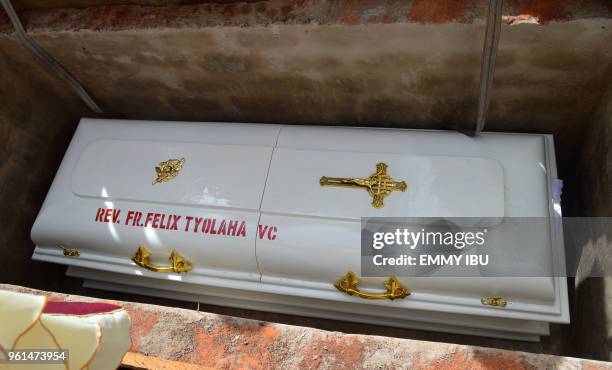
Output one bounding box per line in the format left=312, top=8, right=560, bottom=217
left=568, top=81, right=612, bottom=360
left=0, top=38, right=89, bottom=291
left=572, top=274, right=612, bottom=360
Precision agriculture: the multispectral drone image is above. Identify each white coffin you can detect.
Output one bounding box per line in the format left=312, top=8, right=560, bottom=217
left=31, top=118, right=569, bottom=341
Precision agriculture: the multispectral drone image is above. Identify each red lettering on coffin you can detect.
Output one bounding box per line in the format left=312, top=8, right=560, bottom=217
left=194, top=217, right=203, bottom=232
left=125, top=210, right=134, bottom=225
left=144, top=212, right=154, bottom=228
left=134, top=211, right=143, bottom=226
left=237, top=221, right=246, bottom=237
left=170, top=215, right=181, bottom=230
left=209, top=219, right=217, bottom=235
left=268, top=226, right=277, bottom=240
left=158, top=213, right=166, bottom=229
left=184, top=216, right=193, bottom=231
left=258, top=225, right=278, bottom=240
left=227, top=220, right=238, bottom=236
left=101, top=208, right=121, bottom=223
left=202, top=218, right=212, bottom=233
left=95, top=208, right=105, bottom=222
left=217, top=220, right=227, bottom=235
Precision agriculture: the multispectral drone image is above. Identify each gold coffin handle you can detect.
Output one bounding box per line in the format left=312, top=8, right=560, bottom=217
left=334, top=271, right=410, bottom=300
left=481, top=296, right=507, bottom=307
left=132, top=245, right=192, bottom=273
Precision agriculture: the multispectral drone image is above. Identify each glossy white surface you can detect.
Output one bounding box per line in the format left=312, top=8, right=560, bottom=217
left=31, top=119, right=569, bottom=339
left=256, top=125, right=565, bottom=322
left=276, top=126, right=550, bottom=217
left=256, top=215, right=557, bottom=304
left=73, top=140, right=272, bottom=209
left=32, top=119, right=280, bottom=281
left=262, top=149, right=504, bottom=219
left=33, top=200, right=262, bottom=277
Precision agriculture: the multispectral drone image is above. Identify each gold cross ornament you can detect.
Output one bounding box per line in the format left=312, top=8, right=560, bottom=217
left=320, top=162, right=407, bottom=208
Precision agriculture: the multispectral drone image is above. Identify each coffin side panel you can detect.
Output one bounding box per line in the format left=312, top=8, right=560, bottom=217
left=31, top=119, right=281, bottom=281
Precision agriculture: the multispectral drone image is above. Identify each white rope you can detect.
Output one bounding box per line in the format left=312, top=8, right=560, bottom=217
left=474, top=0, right=503, bottom=136
left=0, top=0, right=104, bottom=114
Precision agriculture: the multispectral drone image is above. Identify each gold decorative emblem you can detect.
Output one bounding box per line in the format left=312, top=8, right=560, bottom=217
left=152, top=158, right=185, bottom=185
left=334, top=271, right=410, bottom=300
left=61, top=245, right=80, bottom=257
left=132, top=245, right=192, bottom=273
left=481, top=296, right=507, bottom=307
left=320, top=162, right=407, bottom=208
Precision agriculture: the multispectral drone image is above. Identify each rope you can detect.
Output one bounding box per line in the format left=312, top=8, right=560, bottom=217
left=0, top=0, right=104, bottom=114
